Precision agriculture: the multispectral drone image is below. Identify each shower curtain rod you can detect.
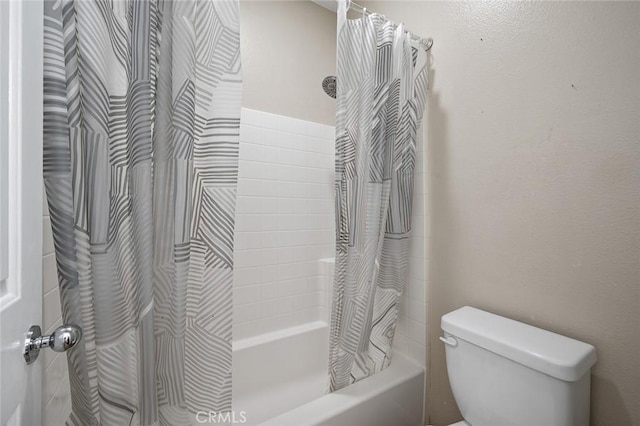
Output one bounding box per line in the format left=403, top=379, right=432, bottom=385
left=347, top=0, right=434, bottom=51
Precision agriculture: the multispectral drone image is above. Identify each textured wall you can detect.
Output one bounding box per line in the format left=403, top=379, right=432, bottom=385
left=240, top=1, right=337, bottom=125
left=361, top=1, right=640, bottom=425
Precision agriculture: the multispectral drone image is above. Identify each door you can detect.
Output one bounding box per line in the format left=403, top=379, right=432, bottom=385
left=0, top=0, right=44, bottom=425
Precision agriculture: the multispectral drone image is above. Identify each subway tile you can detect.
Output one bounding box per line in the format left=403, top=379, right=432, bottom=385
left=319, top=124, right=335, bottom=140
left=277, top=231, right=294, bottom=247
left=233, top=109, right=424, bottom=344
left=276, top=131, right=293, bottom=149
left=262, top=299, right=278, bottom=318
left=277, top=148, right=294, bottom=165
left=409, top=258, right=425, bottom=280
left=234, top=250, right=262, bottom=268
left=277, top=198, right=295, bottom=215
left=408, top=319, right=427, bottom=344
left=260, top=265, right=279, bottom=283
left=43, top=353, right=67, bottom=406
left=261, top=181, right=280, bottom=198
left=42, top=254, right=58, bottom=295
left=43, top=287, right=62, bottom=332
left=240, top=108, right=262, bottom=127
left=408, top=278, right=426, bottom=303
left=261, top=112, right=280, bottom=131
left=290, top=118, right=306, bottom=135
left=234, top=320, right=265, bottom=340
left=292, top=231, right=310, bottom=246
left=235, top=197, right=261, bottom=214
left=263, top=128, right=278, bottom=146
left=262, top=162, right=280, bottom=180
left=234, top=301, right=262, bottom=323
left=397, top=295, right=409, bottom=318
left=43, top=375, right=71, bottom=426
left=308, top=275, right=325, bottom=292
left=261, top=198, right=280, bottom=214
left=278, top=214, right=294, bottom=231
left=408, top=341, right=426, bottom=367
left=260, top=214, right=280, bottom=231
left=310, top=306, right=329, bottom=323
left=409, top=235, right=425, bottom=258
left=292, top=293, right=310, bottom=311
left=239, top=125, right=261, bottom=145
left=262, top=283, right=279, bottom=300
left=276, top=297, right=293, bottom=315
left=261, top=232, right=281, bottom=248
left=293, top=199, right=309, bottom=215
left=234, top=232, right=262, bottom=250
left=234, top=267, right=261, bottom=286
left=396, top=313, right=409, bottom=338
left=235, top=285, right=262, bottom=305
left=261, top=248, right=279, bottom=266
left=291, top=309, right=311, bottom=324
left=42, top=216, right=54, bottom=256
left=310, top=291, right=328, bottom=307
left=262, top=146, right=279, bottom=163
left=408, top=299, right=427, bottom=325
left=42, top=187, right=48, bottom=215
left=238, top=160, right=261, bottom=179
left=393, top=333, right=409, bottom=358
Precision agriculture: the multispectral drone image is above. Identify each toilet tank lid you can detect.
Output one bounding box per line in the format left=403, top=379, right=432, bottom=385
left=441, top=306, right=597, bottom=382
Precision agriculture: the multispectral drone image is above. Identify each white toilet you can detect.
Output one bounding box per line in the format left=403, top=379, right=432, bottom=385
left=441, top=306, right=597, bottom=426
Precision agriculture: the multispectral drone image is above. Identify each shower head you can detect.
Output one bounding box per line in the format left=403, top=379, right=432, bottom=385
left=322, top=76, right=336, bottom=99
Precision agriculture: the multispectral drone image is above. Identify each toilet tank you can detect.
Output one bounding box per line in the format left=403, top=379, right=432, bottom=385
left=441, top=307, right=597, bottom=426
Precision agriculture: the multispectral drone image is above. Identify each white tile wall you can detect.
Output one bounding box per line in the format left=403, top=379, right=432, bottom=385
left=392, top=127, right=428, bottom=368
left=42, top=190, right=71, bottom=425
left=233, top=109, right=336, bottom=340
left=317, top=258, right=334, bottom=324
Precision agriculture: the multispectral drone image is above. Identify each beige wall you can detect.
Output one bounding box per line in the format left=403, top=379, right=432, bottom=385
left=361, top=1, right=640, bottom=425
left=240, top=1, right=337, bottom=125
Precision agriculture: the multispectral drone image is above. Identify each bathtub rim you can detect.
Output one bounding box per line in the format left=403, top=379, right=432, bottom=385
left=259, top=353, right=425, bottom=426
left=233, top=320, right=328, bottom=352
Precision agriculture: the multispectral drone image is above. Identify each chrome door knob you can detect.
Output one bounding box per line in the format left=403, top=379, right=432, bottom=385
left=23, top=324, right=82, bottom=365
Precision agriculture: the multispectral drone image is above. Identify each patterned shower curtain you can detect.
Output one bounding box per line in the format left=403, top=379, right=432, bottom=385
left=329, top=0, right=428, bottom=391
left=43, top=1, right=241, bottom=424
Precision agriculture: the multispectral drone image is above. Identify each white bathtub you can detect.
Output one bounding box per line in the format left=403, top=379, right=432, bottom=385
left=232, top=321, right=425, bottom=426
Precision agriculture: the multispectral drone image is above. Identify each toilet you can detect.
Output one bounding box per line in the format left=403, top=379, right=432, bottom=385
left=441, top=306, right=597, bottom=426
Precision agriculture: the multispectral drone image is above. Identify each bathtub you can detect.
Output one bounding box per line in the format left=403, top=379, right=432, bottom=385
left=232, top=321, right=425, bottom=426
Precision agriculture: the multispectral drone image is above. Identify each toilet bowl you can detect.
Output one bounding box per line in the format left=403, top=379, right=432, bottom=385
left=441, top=306, right=597, bottom=426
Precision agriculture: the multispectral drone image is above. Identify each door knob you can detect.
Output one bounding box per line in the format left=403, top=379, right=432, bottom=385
left=23, top=324, right=82, bottom=365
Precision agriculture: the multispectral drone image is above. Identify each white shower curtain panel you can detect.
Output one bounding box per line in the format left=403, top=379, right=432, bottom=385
left=43, top=0, right=241, bottom=424
left=329, top=0, right=429, bottom=391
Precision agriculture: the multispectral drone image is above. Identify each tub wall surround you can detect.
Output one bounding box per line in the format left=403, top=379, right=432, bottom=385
left=394, top=128, right=429, bottom=369
left=41, top=190, right=71, bottom=425
left=233, top=109, right=336, bottom=340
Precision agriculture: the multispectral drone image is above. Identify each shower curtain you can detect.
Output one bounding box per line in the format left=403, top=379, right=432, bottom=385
left=43, top=1, right=241, bottom=424
left=329, top=0, right=428, bottom=391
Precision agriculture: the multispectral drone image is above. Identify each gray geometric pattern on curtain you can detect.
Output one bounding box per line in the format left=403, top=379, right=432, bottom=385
left=43, top=1, right=241, bottom=424
left=329, top=0, right=428, bottom=391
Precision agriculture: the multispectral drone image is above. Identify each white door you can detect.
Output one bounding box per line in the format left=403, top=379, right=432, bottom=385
left=0, top=0, right=44, bottom=425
